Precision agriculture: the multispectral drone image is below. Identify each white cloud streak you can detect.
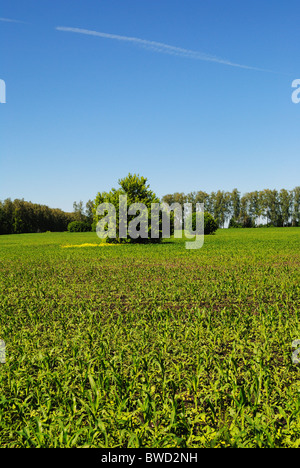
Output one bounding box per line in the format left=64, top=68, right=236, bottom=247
left=0, top=17, right=27, bottom=24
left=56, top=26, right=274, bottom=73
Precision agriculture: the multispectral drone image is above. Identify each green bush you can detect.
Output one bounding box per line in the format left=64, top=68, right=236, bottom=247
left=229, top=218, right=242, bottom=228
left=67, top=221, right=91, bottom=233
left=190, top=211, right=218, bottom=235
left=93, top=173, right=174, bottom=243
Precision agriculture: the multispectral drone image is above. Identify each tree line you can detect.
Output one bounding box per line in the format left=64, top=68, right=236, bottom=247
left=0, top=199, right=75, bottom=235
left=162, top=187, right=300, bottom=228
left=0, top=186, right=299, bottom=235
left=0, top=198, right=95, bottom=235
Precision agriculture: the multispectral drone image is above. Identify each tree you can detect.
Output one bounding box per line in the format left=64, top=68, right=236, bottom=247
left=85, top=199, right=94, bottom=229
left=230, top=188, right=241, bottom=222
left=73, top=201, right=85, bottom=221
left=162, top=192, right=186, bottom=229
left=238, top=194, right=254, bottom=228
left=0, top=199, right=14, bottom=234
left=279, top=189, right=293, bottom=226
left=195, top=191, right=210, bottom=212
left=212, top=191, right=231, bottom=228
left=247, top=191, right=262, bottom=226
left=292, top=187, right=300, bottom=226
left=261, top=189, right=280, bottom=226
left=93, top=173, right=169, bottom=243
left=13, top=201, right=25, bottom=234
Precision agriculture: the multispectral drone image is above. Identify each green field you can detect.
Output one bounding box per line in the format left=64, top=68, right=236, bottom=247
left=0, top=228, right=299, bottom=447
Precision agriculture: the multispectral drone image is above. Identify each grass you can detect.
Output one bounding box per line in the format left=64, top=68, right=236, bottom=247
left=0, top=228, right=299, bottom=447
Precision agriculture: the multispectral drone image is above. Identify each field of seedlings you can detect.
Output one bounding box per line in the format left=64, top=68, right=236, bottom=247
left=0, top=228, right=299, bottom=448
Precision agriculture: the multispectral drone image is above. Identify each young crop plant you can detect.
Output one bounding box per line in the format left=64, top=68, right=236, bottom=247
left=0, top=228, right=299, bottom=447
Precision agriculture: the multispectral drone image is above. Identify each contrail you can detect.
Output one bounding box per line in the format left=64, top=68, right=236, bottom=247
left=56, top=26, right=275, bottom=73
left=0, top=17, right=27, bottom=24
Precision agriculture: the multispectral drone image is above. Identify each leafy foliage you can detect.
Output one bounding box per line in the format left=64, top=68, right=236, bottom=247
left=0, top=199, right=74, bottom=234
left=93, top=173, right=173, bottom=243
left=67, top=221, right=91, bottom=233
left=189, top=211, right=218, bottom=235
left=163, top=186, right=300, bottom=228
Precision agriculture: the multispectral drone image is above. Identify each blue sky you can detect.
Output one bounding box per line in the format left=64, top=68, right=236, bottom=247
left=0, top=0, right=299, bottom=212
